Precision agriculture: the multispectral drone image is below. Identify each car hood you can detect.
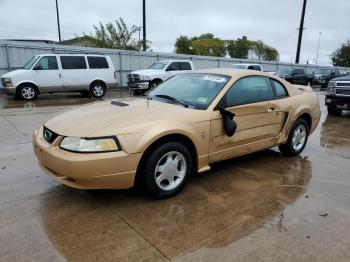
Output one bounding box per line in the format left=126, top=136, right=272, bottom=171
left=130, top=69, right=164, bottom=76
left=44, top=97, right=208, bottom=137
left=332, top=76, right=350, bottom=81
left=1, top=69, right=26, bottom=78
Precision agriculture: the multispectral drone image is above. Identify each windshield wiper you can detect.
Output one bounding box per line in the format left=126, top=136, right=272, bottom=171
left=144, top=93, right=152, bottom=100
left=155, top=94, right=188, bottom=108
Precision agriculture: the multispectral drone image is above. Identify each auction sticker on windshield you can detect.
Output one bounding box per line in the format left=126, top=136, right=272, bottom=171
left=203, top=75, right=227, bottom=83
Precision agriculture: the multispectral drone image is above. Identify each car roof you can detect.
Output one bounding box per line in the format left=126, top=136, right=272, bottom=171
left=233, top=63, right=261, bottom=66
left=36, top=54, right=108, bottom=57
left=159, top=60, right=192, bottom=63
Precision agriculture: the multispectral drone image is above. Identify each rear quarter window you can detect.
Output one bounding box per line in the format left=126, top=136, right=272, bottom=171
left=179, top=62, right=192, bottom=70
left=87, top=56, right=109, bottom=69
left=60, top=56, right=87, bottom=69
left=271, top=79, right=288, bottom=98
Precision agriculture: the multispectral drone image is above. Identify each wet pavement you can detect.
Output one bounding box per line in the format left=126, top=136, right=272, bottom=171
left=0, top=90, right=349, bottom=262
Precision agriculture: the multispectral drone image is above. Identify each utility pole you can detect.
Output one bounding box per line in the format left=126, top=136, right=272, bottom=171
left=142, top=0, right=146, bottom=51
left=55, top=0, right=61, bottom=42
left=295, top=0, right=307, bottom=64
left=316, top=32, right=322, bottom=65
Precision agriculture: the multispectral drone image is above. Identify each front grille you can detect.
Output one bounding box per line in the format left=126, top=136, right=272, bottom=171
left=336, top=82, right=350, bottom=87
left=43, top=126, right=59, bottom=143
left=336, top=89, right=350, bottom=96
left=127, top=74, right=140, bottom=83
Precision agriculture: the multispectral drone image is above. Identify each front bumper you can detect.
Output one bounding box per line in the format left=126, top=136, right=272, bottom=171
left=0, top=85, right=16, bottom=95
left=313, top=79, right=327, bottom=84
left=325, top=94, right=350, bottom=109
left=128, top=81, right=150, bottom=90
left=32, top=127, right=142, bottom=189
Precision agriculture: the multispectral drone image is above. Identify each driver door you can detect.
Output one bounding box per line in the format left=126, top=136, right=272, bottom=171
left=209, top=76, right=284, bottom=163
left=33, top=56, right=63, bottom=92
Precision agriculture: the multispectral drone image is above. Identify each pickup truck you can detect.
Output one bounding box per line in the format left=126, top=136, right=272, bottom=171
left=275, top=68, right=313, bottom=86
left=312, top=68, right=341, bottom=88
left=230, top=63, right=263, bottom=71
left=127, top=60, right=194, bottom=93
left=325, top=76, right=350, bottom=115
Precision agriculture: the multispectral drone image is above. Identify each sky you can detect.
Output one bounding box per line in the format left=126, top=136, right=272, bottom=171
left=0, top=0, right=349, bottom=65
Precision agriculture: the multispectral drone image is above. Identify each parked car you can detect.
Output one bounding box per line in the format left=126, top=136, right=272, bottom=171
left=275, top=68, right=313, bottom=86
left=312, top=68, right=341, bottom=88
left=33, top=69, right=320, bottom=198
left=0, top=54, right=116, bottom=100
left=127, top=60, right=194, bottom=93
left=230, top=63, right=263, bottom=71
left=325, top=75, right=350, bottom=115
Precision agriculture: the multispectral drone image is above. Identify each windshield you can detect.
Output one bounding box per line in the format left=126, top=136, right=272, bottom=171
left=23, top=56, right=40, bottom=70
left=148, top=62, right=168, bottom=70
left=315, top=69, right=331, bottom=74
left=147, top=73, right=230, bottom=110
left=277, top=68, right=292, bottom=75
left=231, top=64, right=246, bottom=69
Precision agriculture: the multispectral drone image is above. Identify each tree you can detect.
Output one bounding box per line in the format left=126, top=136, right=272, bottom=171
left=80, top=18, right=150, bottom=51
left=226, top=36, right=251, bottom=59
left=175, top=36, right=194, bottom=55
left=250, top=40, right=279, bottom=61
left=192, top=38, right=226, bottom=57
left=331, top=41, right=350, bottom=67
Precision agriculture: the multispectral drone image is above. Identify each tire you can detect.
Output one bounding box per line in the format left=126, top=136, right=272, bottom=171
left=327, top=105, right=342, bottom=116
left=89, top=82, right=106, bottom=98
left=279, top=119, right=309, bottom=156
left=141, top=142, right=194, bottom=199
left=17, top=84, right=38, bottom=101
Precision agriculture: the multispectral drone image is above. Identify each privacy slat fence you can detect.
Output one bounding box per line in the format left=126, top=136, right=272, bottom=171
left=1, top=40, right=349, bottom=87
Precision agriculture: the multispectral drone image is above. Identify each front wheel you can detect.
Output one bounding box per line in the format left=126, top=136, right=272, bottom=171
left=141, top=142, right=194, bottom=199
left=279, top=119, right=309, bottom=156
left=18, top=85, right=38, bottom=100
left=89, top=82, right=106, bottom=98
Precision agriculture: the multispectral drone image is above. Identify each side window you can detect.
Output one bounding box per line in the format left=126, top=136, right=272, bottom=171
left=35, top=56, right=58, bottom=70
left=225, top=76, right=274, bottom=107
left=253, top=65, right=261, bottom=71
left=167, top=62, right=180, bottom=71
left=271, top=79, right=288, bottom=98
left=294, top=68, right=304, bottom=75
left=87, top=56, right=109, bottom=69
left=247, top=65, right=254, bottom=70
left=60, top=56, right=87, bottom=69
left=179, top=62, right=191, bottom=70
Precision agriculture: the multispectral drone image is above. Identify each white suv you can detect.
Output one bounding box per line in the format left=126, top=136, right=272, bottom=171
left=0, top=54, right=116, bottom=100
left=127, top=60, right=194, bottom=93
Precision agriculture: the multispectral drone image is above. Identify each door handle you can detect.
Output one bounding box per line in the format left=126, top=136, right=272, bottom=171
left=59, top=73, right=62, bottom=78
left=267, top=107, right=275, bottom=112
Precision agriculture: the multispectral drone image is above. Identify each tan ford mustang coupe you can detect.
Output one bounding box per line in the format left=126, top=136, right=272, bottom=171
left=33, top=69, right=320, bottom=198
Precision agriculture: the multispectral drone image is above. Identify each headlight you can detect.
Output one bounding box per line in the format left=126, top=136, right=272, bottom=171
left=140, top=75, right=150, bottom=81
left=328, top=81, right=336, bottom=88
left=60, top=137, right=119, bottom=153
left=1, top=77, right=12, bottom=86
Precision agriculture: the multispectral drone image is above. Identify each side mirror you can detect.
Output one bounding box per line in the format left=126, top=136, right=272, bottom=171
left=166, top=66, right=176, bottom=71
left=218, top=104, right=237, bottom=137
left=34, top=64, right=42, bottom=70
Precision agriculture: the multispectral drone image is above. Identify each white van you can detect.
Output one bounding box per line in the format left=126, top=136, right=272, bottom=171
left=0, top=54, right=116, bottom=100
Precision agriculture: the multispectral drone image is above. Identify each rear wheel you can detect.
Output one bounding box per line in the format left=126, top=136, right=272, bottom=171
left=327, top=105, right=342, bottom=116
left=141, top=142, right=193, bottom=199
left=279, top=119, right=309, bottom=156
left=17, top=84, right=38, bottom=101
left=89, top=82, right=106, bottom=98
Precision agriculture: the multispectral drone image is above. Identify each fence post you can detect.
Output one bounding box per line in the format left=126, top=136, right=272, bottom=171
left=5, top=43, right=10, bottom=71
left=217, top=59, right=220, bottom=68
left=119, top=52, right=123, bottom=87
